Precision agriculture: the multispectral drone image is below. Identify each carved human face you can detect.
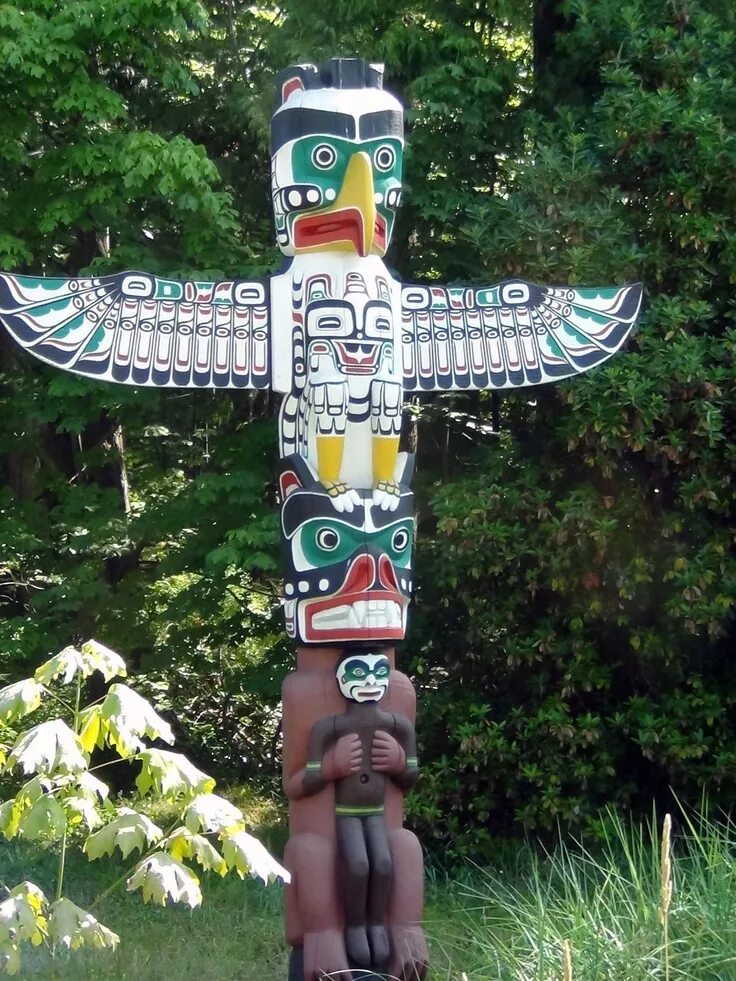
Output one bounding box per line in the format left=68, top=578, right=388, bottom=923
left=336, top=653, right=391, bottom=702
left=271, top=84, right=404, bottom=257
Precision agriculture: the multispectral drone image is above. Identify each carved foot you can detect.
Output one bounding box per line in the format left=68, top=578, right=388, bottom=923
left=345, top=925, right=371, bottom=967
left=372, top=479, right=401, bottom=512
left=323, top=479, right=362, bottom=513
left=303, top=928, right=352, bottom=981
left=367, top=924, right=390, bottom=966
left=388, top=924, right=429, bottom=981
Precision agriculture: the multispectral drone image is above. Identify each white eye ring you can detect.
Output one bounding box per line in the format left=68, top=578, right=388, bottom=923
left=312, top=144, right=337, bottom=169
left=392, top=528, right=409, bottom=551
left=374, top=144, right=396, bottom=172
left=316, top=527, right=340, bottom=551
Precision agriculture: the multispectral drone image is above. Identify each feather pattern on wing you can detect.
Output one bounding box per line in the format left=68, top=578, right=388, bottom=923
left=0, top=271, right=271, bottom=388
left=401, top=280, right=642, bottom=391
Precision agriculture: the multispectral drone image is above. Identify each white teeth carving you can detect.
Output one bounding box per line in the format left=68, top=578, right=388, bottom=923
left=311, top=599, right=403, bottom=630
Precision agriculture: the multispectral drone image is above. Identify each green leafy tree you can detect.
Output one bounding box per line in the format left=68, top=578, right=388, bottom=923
left=403, top=0, right=736, bottom=848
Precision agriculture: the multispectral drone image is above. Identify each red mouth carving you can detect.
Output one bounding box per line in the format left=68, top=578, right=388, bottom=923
left=294, top=208, right=366, bottom=255
left=302, top=553, right=406, bottom=642
left=334, top=341, right=381, bottom=375
left=373, top=214, right=387, bottom=254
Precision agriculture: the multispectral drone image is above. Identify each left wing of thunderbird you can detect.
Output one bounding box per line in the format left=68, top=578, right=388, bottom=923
left=0, top=271, right=271, bottom=388
left=401, top=279, right=642, bottom=392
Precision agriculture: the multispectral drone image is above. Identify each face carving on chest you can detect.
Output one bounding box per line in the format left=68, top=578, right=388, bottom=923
left=337, top=652, right=391, bottom=702
left=299, top=271, right=395, bottom=381
left=271, top=60, right=404, bottom=258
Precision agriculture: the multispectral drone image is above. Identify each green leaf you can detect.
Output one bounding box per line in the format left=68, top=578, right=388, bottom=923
left=8, top=721, right=87, bottom=775
left=0, top=883, right=47, bottom=955
left=183, top=793, right=244, bottom=834
left=35, top=640, right=127, bottom=687
left=0, top=680, right=44, bottom=726
left=84, top=808, right=162, bottom=861
left=48, top=898, right=118, bottom=952
left=163, top=828, right=227, bottom=875
left=126, top=852, right=202, bottom=908
left=136, top=750, right=214, bottom=800
left=18, top=796, right=66, bottom=841
left=220, top=830, right=290, bottom=884
left=97, top=684, right=174, bottom=758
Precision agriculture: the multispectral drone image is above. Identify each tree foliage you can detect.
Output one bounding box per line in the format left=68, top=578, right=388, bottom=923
left=0, top=0, right=735, bottom=853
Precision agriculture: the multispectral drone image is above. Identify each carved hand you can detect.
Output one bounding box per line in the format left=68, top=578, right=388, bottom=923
left=323, top=733, right=363, bottom=781
left=371, top=730, right=406, bottom=774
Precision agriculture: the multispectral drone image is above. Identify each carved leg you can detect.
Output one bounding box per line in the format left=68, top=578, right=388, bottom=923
left=285, top=832, right=352, bottom=981
left=387, top=829, right=428, bottom=981
left=336, top=816, right=371, bottom=967
left=364, top=814, right=392, bottom=967
left=371, top=379, right=402, bottom=511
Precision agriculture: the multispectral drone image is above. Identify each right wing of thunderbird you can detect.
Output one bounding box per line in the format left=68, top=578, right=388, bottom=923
left=0, top=271, right=271, bottom=388
left=401, top=280, right=643, bottom=392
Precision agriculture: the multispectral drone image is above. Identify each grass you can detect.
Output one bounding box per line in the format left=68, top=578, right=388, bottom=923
left=3, top=806, right=736, bottom=979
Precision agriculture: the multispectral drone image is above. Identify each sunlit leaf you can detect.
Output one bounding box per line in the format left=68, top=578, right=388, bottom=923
left=62, top=794, right=101, bottom=831
left=84, top=808, right=162, bottom=861
left=79, top=640, right=128, bottom=682
left=0, top=882, right=47, bottom=948
left=8, top=721, right=87, bottom=775
left=35, top=641, right=125, bottom=687
left=126, top=852, right=202, bottom=908
left=77, top=705, right=103, bottom=754
left=0, top=680, right=43, bottom=726
left=48, top=898, right=119, bottom=951
left=18, top=796, right=66, bottom=841
left=0, top=943, right=20, bottom=975
left=34, top=647, right=85, bottom=686
left=0, top=799, right=22, bottom=840
left=183, top=793, right=244, bottom=834
left=220, top=830, right=290, bottom=884
left=98, top=684, right=174, bottom=758
left=163, top=827, right=227, bottom=875
left=78, top=771, right=109, bottom=801
left=136, top=750, right=214, bottom=800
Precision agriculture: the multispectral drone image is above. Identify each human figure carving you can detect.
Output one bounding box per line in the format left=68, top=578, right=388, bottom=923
left=286, top=649, right=418, bottom=970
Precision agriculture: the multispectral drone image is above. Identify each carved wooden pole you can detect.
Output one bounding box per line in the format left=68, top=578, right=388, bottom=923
left=0, top=55, right=642, bottom=981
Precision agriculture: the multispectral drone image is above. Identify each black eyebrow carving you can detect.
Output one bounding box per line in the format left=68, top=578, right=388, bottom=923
left=271, top=108, right=356, bottom=152
left=358, top=110, right=404, bottom=141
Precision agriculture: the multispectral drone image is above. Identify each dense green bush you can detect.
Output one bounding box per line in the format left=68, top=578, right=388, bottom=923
left=405, top=0, right=736, bottom=849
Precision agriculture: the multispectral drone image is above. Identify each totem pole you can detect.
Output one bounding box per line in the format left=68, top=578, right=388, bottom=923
left=0, top=58, right=642, bottom=980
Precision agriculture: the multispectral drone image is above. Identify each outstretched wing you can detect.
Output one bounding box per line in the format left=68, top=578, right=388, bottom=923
left=0, top=271, right=270, bottom=388
left=401, top=280, right=642, bottom=392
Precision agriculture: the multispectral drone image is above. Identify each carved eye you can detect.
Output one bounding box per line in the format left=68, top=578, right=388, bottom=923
left=353, top=667, right=365, bottom=677
left=312, top=144, right=337, bottom=169
left=374, top=144, right=396, bottom=172
left=316, top=528, right=340, bottom=551
left=377, top=665, right=389, bottom=676
left=392, top=529, right=409, bottom=552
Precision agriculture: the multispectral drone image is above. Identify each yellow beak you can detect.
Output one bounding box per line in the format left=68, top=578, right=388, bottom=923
left=334, top=151, right=376, bottom=256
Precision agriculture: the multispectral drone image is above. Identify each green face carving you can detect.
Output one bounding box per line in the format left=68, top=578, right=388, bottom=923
left=293, top=517, right=413, bottom=572
left=289, top=134, right=402, bottom=236
left=273, top=132, right=403, bottom=256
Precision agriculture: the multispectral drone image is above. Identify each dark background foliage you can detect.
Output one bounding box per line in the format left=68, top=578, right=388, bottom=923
left=1, top=0, right=735, bottom=854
